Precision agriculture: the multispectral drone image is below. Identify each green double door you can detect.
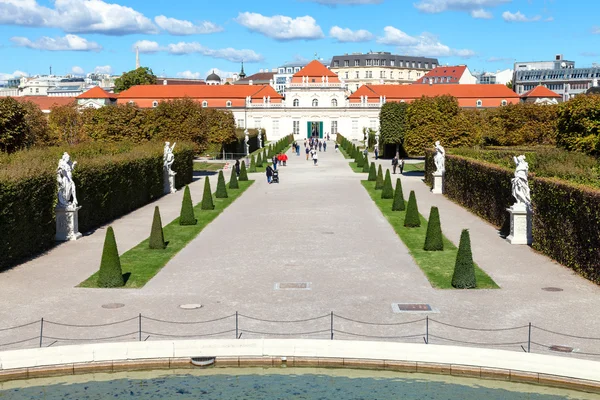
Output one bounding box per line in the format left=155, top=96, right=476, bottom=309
left=307, top=121, right=323, bottom=139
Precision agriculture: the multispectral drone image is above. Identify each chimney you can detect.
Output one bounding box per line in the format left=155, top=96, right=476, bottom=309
left=249, top=80, right=253, bottom=85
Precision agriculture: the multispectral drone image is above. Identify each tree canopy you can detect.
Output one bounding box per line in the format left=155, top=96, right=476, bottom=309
left=114, top=67, right=157, bottom=93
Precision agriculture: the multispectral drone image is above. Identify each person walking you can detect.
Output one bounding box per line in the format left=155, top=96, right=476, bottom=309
left=305, top=146, right=310, bottom=160
left=266, top=164, right=274, bottom=184
left=272, top=155, right=278, bottom=170
left=323, top=141, right=327, bottom=152
left=392, top=155, right=398, bottom=174
left=296, top=144, right=300, bottom=156
left=374, top=147, right=379, bottom=160
left=318, top=141, right=322, bottom=152
left=312, top=150, right=318, bottom=166
left=399, top=157, right=405, bottom=175
left=235, top=159, right=240, bottom=176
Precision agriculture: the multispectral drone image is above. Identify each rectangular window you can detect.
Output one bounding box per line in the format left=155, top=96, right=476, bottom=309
left=390, top=71, right=394, bottom=79
left=354, top=59, right=360, bottom=66
left=399, top=61, right=403, bottom=67
left=380, top=71, right=386, bottom=78
left=355, top=71, right=359, bottom=79
left=331, top=120, right=338, bottom=134
left=418, top=62, right=421, bottom=69
left=273, top=119, right=279, bottom=135
left=334, top=61, right=339, bottom=67
left=344, top=60, right=349, bottom=67
left=237, top=119, right=245, bottom=128
left=287, top=68, right=292, bottom=73
left=381, top=60, right=386, bottom=66
left=352, top=119, right=358, bottom=135
left=374, top=59, right=380, bottom=66
left=366, top=59, right=372, bottom=66
left=293, top=120, right=300, bottom=135
left=255, top=119, right=261, bottom=129
left=424, top=63, right=428, bottom=69
left=345, top=72, right=349, bottom=79
left=432, top=63, right=436, bottom=68
left=390, top=60, right=395, bottom=67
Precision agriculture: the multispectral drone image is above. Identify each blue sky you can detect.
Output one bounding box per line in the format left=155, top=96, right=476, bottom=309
left=1, top=0, right=599, bottom=81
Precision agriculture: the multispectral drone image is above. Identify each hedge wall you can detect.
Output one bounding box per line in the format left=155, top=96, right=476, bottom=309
left=0, top=142, right=194, bottom=270
left=425, top=150, right=600, bottom=284
left=222, top=128, right=266, bottom=156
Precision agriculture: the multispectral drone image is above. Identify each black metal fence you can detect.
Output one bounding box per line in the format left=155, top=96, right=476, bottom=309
left=1, top=313, right=599, bottom=359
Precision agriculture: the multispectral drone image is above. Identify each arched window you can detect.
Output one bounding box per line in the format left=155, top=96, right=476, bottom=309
left=202, top=101, right=208, bottom=107
left=293, top=98, right=299, bottom=107
left=476, top=99, right=483, bottom=107
left=501, top=100, right=507, bottom=106
left=152, top=101, right=158, bottom=108
left=331, top=98, right=338, bottom=107
left=312, top=99, right=318, bottom=107
left=226, top=101, right=232, bottom=107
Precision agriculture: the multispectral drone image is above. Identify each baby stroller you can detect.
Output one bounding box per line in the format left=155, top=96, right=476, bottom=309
left=271, top=169, right=280, bottom=184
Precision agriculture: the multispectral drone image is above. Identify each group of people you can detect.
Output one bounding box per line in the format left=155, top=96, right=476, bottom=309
left=304, top=137, right=326, bottom=166
left=391, top=154, right=405, bottom=174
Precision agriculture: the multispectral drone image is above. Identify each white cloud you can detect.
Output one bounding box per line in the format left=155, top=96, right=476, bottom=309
left=415, top=0, right=510, bottom=13
left=71, top=66, right=84, bottom=74
left=176, top=71, right=202, bottom=79
left=235, top=12, right=324, bottom=40
left=134, top=40, right=162, bottom=53
left=154, top=16, right=223, bottom=35
left=0, top=70, right=28, bottom=81
left=487, top=56, right=513, bottom=63
left=94, top=65, right=112, bottom=74
left=471, top=9, right=492, bottom=19
left=0, top=0, right=158, bottom=35
left=378, top=27, right=474, bottom=58
left=167, top=42, right=263, bottom=62
left=11, top=34, right=102, bottom=51
left=329, top=26, right=374, bottom=42
left=502, top=11, right=541, bottom=22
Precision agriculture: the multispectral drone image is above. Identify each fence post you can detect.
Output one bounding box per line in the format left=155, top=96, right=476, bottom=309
left=139, top=314, right=142, bottom=341
left=39, top=318, right=44, bottom=348
left=425, top=316, right=429, bottom=344
left=236, top=312, right=239, bottom=339
left=330, top=312, right=334, bottom=340
left=527, top=322, right=531, bottom=353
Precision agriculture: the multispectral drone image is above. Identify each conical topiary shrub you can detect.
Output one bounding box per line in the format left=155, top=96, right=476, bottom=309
left=201, top=177, right=215, bottom=210
left=368, top=162, right=376, bottom=181
left=357, top=152, right=365, bottom=168
left=424, top=206, right=443, bottom=251
left=97, top=226, right=124, bottom=288
left=149, top=206, right=166, bottom=249
left=179, top=185, right=197, bottom=225
left=381, top=169, right=394, bottom=199
left=362, top=155, right=370, bottom=173
left=392, top=178, right=406, bottom=211
left=375, top=165, right=384, bottom=190
left=256, top=153, right=263, bottom=168
left=404, top=190, right=421, bottom=227
left=229, top=166, right=239, bottom=189
left=249, top=155, right=257, bottom=172
left=239, top=161, right=248, bottom=181
left=215, top=170, right=228, bottom=199
left=452, top=229, right=477, bottom=289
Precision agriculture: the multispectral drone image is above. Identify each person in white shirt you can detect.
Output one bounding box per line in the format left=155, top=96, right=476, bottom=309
left=312, top=150, right=318, bottom=166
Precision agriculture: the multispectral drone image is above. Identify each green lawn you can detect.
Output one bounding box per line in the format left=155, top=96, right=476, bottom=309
left=361, top=181, right=498, bottom=289
left=349, top=161, right=367, bottom=173
left=339, top=145, right=353, bottom=159
left=193, top=162, right=223, bottom=172
left=403, top=162, right=425, bottom=173
left=79, top=180, right=254, bottom=288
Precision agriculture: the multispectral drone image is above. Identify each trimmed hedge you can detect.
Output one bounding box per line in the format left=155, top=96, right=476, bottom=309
left=0, top=141, right=194, bottom=271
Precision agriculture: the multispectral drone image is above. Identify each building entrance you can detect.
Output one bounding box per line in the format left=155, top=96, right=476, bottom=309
left=307, top=121, right=323, bottom=139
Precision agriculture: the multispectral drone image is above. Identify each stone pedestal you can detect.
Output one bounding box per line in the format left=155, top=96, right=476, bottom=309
left=163, top=170, right=177, bottom=194
left=432, top=172, right=444, bottom=194
left=55, top=206, right=82, bottom=241
left=506, top=203, right=532, bottom=245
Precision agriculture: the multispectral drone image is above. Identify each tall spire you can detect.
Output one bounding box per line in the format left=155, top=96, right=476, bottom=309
left=135, top=46, right=140, bottom=69
left=239, top=61, right=246, bottom=79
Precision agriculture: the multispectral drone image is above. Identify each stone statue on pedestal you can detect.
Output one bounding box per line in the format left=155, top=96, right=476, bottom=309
left=163, top=141, right=177, bottom=194
left=375, top=130, right=380, bottom=152
left=511, top=155, right=531, bottom=207
left=506, top=154, right=532, bottom=245
left=434, top=141, right=446, bottom=173
left=244, top=129, right=250, bottom=155
left=258, top=128, right=263, bottom=148
left=56, top=152, right=82, bottom=241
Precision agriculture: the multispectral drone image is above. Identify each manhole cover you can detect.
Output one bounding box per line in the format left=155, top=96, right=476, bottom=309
left=275, top=282, right=311, bottom=290
left=180, top=304, right=203, bottom=310
left=542, top=287, right=564, bottom=292
left=392, top=303, right=439, bottom=313
left=101, top=303, right=125, bottom=309
left=549, top=345, right=574, bottom=353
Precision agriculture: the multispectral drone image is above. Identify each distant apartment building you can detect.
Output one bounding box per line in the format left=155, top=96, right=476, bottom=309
left=273, top=62, right=306, bottom=93
left=414, top=65, right=477, bottom=85
left=474, top=69, right=513, bottom=85
left=330, top=52, right=438, bottom=92
left=513, top=54, right=599, bottom=101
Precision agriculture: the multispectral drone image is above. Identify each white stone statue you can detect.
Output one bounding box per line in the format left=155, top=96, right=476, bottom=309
left=163, top=142, right=176, bottom=176
left=434, top=141, right=445, bottom=173
left=511, top=155, right=531, bottom=206
left=258, top=128, right=263, bottom=148
left=375, top=129, right=380, bottom=151
left=57, top=152, right=78, bottom=208
left=244, top=129, right=250, bottom=155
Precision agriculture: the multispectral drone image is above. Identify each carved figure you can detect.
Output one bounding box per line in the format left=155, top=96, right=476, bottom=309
left=258, top=128, right=263, bottom=148
left=244, top=129, right=250, bottom=155
left=164, top=141, right=176, bottom=176
left=434, top=141, right=445, bottom=173
left=57, top=152, right=78, bottom=208
left=511, top=155, right=531, bottom=206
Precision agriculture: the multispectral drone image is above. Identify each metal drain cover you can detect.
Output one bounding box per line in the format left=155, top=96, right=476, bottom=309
left=275, top=282, right=311, bottom=290
left=392, top=303, right=439, bottom=313
left=180, top=304, right=203, bottom=310
left=549, top=345, right=574, bottom=353
left=542, top=287, right=564, bottom=292
left=101, top=303, right=125, bottom=309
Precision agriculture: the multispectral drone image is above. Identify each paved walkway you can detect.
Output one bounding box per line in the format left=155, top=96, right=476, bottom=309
left=0, top=145, right=598, bottom=360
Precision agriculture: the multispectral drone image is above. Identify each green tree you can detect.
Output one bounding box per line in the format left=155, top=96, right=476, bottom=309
left=239, top=161, right=249, bottom=181
left=379, top=101, right=408, bottom=155
left=556, top=94, right=600, bottom=155
left=256, top=152, right=263, bottom=167
left=97, top=226, right=125, bottom=288
left=0, top=97, right=28, bottom=153
left=201, top=177, right=215, bottom=210
left=404, top=190, right=421, bottom=227
left=506, top=80, right=513, bottom=90
left=114, top=67, right=157, bottom=93
left=21, top=100, right=51, bottom=146
left=357, top=152, right=365, bottom=168
left=381, top=169, right=394, bottom=199
left=424, top=206, right=443, bottom=251
left=452, top=229, right=477, bottom=288
left=215, top=170, right=228, bottom=198
left=48, top=102, right=84, bottom=145
left=375, top=164, right=384, bottom=189
left=179, top=186, right=197, bottom=225
left=249, top=155, right=257, bottom=172
left=368, top=162, right=377, bottom=181
left=149, top=206, right=166, bottom=249
left=392, top=178, right=406, bottom=211
left=229, top=166, right=239, bottom=189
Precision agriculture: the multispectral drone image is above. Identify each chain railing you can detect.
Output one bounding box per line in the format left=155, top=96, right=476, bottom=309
left=0, top=313, right=598, bottom=359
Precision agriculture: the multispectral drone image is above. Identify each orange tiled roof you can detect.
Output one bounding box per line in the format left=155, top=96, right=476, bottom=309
left=349, top=84, right=519, bottom=100
left=293, top=60, right=338, bottom=79
left=521, top=85, right=561, bottom=98
left=76, top=86, right=116, bottom=99
left=12, top=96, right=75, bottom=111
left=117, top=84, right=282, bottom=100
left=415, top=66, right=467, bottom=84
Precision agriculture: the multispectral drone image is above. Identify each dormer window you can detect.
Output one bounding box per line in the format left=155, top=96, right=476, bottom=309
left=331, top=99, right=337, bottom=107
left=202, top=101, right=208, bottom=107
left=152, top=101, right=158, bottom=108
left=476, top=99, right=483, bottom=107
left=501, top=100, right=507, bottom=106
left=226, top=101, right=232, bottom=107
left=312, top=99, right=318, bottom=107
left=293, top=99, right=299, bottom=107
